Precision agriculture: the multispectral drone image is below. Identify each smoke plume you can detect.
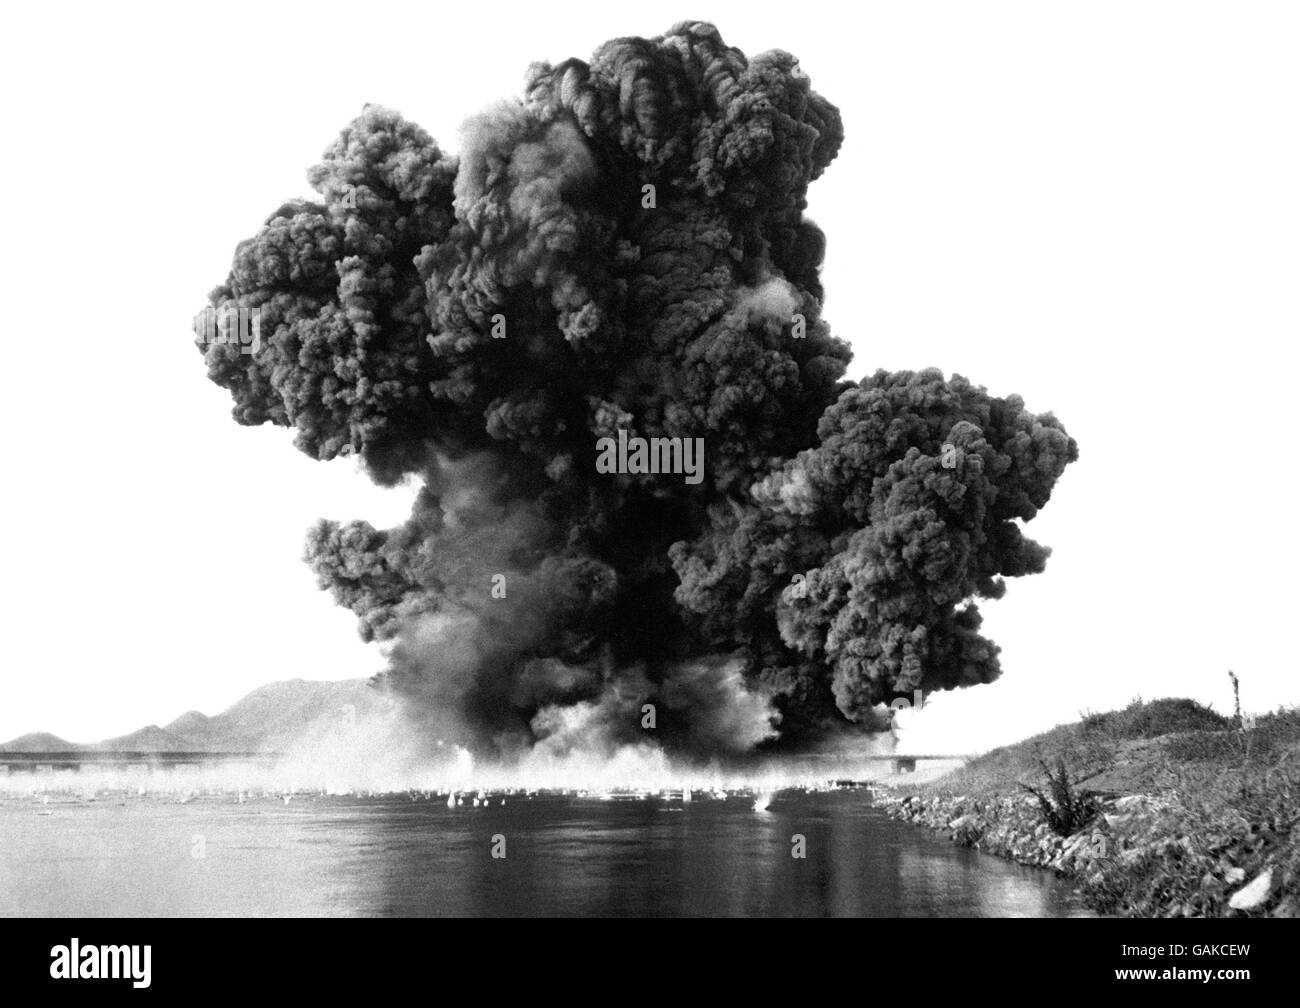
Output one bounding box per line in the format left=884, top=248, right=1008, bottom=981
left=196, top=21, right=1077, bottom=759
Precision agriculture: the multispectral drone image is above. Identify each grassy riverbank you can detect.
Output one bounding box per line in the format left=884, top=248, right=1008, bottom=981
left=879, top=697, right=1299, bottom=917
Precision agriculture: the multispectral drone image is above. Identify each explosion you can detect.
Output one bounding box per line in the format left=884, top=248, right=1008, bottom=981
left=196, top=21, right=1077, bottom=760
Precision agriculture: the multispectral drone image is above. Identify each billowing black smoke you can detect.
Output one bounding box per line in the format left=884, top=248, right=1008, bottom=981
left=196, top=21, right=1077, bottom=758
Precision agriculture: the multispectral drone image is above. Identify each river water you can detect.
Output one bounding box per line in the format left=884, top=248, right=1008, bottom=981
left=0, top=787, right=1092, bottom=917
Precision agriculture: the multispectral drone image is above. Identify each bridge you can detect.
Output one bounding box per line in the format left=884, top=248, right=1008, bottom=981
left=802, top=753, right=975, bottom=774
left=1, top=751, right=969, bottom=775
left=0, top=752, right=281, bottom=773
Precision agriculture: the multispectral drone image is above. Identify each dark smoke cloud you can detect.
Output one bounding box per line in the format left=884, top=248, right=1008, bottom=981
left=197, top=21, right=1077, bottom=758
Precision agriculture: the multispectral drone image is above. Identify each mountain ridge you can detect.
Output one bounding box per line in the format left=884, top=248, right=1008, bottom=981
left=0, top=678, right=381, bottom=753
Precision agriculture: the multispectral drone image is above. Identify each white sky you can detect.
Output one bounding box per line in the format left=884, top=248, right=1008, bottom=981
left=1, top=1, right=1296, bottom=751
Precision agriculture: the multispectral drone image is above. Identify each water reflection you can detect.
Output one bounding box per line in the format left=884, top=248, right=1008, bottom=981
left=0, top=791, right=1092, bottom=917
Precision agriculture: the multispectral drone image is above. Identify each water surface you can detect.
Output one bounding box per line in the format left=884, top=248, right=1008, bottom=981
left=0, top=789, right=1092, bottom=917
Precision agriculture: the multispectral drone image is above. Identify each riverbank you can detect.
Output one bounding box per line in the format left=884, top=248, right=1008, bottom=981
left=879, top=697, right=1299, bottom=917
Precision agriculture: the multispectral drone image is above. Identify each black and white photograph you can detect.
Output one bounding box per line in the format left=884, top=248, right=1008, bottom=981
left=0, top=0, right=1295, bottom=975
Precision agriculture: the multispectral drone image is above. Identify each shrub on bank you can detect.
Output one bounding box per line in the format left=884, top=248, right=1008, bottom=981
left=1019, top=757, right=1100, bottom=837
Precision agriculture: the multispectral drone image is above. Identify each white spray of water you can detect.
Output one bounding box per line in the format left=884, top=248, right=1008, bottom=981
left=0, top=700, right=918, bottom=799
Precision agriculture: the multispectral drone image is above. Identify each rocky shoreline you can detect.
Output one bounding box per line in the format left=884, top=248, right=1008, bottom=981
left=878, top=790, right=1136, bottom=878
left=877, top=784, right=1292, bottom=917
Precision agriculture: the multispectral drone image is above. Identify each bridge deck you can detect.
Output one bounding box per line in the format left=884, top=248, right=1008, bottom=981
left=0, top=751, right=970, bottom=774
left=0, top=752, right=280, bottom=771
left=795, top=754, right=974, bottom=762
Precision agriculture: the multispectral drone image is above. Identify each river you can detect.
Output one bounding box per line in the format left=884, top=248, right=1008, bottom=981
left=0, top=787, right=1092, bottom=917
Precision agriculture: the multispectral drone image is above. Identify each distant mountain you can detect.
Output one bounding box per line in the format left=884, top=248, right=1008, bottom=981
left=165, top=710, right=212, bottom=740
left=159, top=678, right=385, bottom=753
left=90, top=725, right=203, bottom=753
left=0, top=731, right=82, bottom=753
left=1, top=678, right=386, bottom=753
